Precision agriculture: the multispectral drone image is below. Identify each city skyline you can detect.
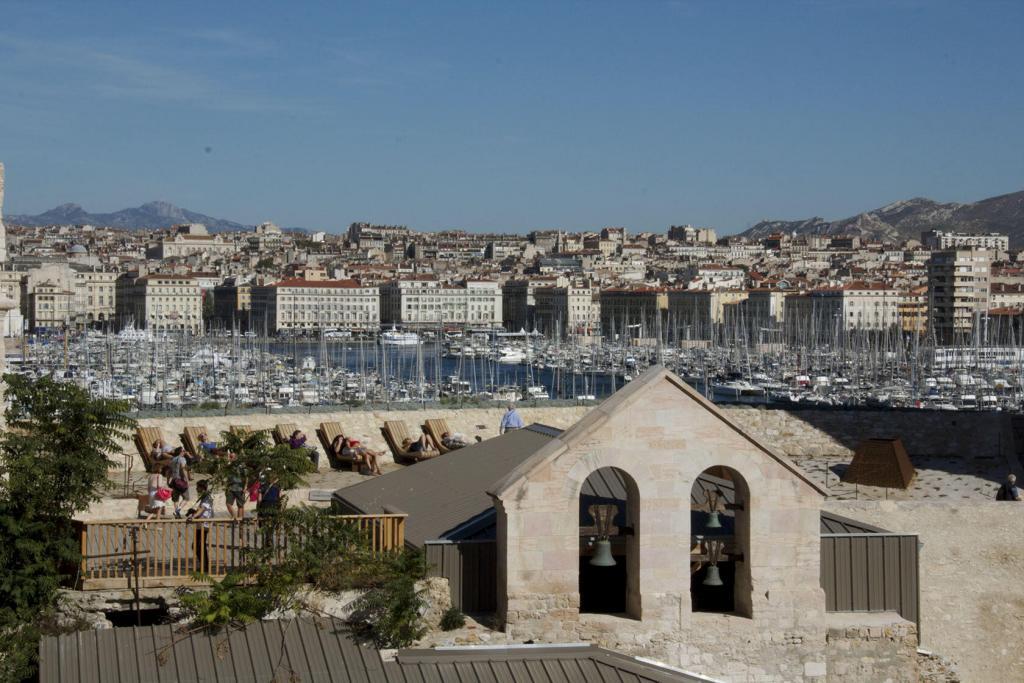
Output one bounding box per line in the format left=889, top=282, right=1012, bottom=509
left=2, top=1, right=1023, bottom=234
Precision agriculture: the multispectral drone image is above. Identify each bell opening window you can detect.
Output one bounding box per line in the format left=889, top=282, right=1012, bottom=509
left=691, top=466, right=752, bottom=617
left=578, top=466, right=640, bottom=618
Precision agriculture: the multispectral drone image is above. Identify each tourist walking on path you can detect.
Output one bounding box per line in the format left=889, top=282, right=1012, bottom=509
left=168, top=448, right=191, bottom=518
left=995, top=473, right=1022, bottom=501
left=499, top=404, right=524, bottom=434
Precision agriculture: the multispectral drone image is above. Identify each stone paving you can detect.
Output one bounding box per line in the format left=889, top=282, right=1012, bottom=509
left=791, top=453, right=1009, bottom=500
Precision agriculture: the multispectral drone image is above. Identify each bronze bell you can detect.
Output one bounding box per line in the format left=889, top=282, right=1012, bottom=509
left=589, top=538, right=616, bottom=567
left=702, top=564, right=724, bottom=586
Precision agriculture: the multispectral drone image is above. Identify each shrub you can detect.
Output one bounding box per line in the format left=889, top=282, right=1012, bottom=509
left=439, top=606, right=465, bottom=631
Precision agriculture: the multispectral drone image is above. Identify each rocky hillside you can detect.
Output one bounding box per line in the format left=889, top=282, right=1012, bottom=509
left=7, top=200, right=247, bottom=232
left=741, top=190, right=1024, bottom=246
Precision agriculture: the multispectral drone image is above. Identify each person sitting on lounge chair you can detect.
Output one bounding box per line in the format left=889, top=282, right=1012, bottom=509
left=402, top=434, right=437, bottom=457
left=441, top=431, right=468, bottom=449
left=289, top=429, right=320, bottom=469
left=330, top=433, right=383, bottom=475
left=150, top=439, right=174, bottom=465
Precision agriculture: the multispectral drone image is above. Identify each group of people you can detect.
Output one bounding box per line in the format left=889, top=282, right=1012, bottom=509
left=142, top=437, right=284, bottom=523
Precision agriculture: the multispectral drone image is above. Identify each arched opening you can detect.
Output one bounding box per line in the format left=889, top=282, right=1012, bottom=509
left=578, top=467, right=640, bottom=618
left=690, top=466, right=752, bottom=617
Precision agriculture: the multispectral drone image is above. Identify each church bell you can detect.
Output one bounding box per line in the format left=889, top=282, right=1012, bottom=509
left=702, top=564, right=724, bottom=586
left=589, top=539, right=616, bottom=567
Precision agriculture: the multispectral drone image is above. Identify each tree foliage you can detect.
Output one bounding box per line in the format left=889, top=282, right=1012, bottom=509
left=192, top=429, right=315, bottom=493
left=0, top=375, right=135, bottom=681
left=178, top=507, right=428, bottom=649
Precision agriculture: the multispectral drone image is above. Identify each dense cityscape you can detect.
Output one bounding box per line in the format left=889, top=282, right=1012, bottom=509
left=3, top=2, right=1022, bottom=681
left=3, top=161, right=1022, bottom=413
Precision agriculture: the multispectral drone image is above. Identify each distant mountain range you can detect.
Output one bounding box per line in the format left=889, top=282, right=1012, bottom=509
left=740, top=189, right=1024, bottom=247
left=7, top=201, right=250, bottom=232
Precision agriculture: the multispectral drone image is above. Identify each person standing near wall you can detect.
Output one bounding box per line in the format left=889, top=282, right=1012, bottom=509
left=499, top=403, right=525, bottom=434
left=995, top=473, right=1022, bottom=501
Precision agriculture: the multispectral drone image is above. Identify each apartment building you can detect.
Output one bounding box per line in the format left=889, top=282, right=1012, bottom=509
left=667, top=289, right=749, bottom=340
left=212, top=278, right=253, bottom=331
left=115, top=273, right=202, bottom=333
left=380, top=278, right=502, bottom=327
left=532, top=285, right=600, bottom=337
left=922, top=230, right=1008, bottom=253
left=784, top=283, right=902, bottom=341
left=928, top=249, right=992, bottom=343
left=599, top=287, right=667, bottom=338
left=249, top=278, right=380, bottom=333
left=898, top=285, right=928, bottom=335
left=502, top=276, right=569, bottom=331
left=26, top=280, right=73, bottom=331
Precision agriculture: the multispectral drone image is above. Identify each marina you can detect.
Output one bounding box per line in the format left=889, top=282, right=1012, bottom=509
left=10, top=327, right=1024, bottom=414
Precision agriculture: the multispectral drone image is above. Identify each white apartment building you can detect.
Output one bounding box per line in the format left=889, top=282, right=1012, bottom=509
left=928, top=249, right=992, bottom=343
left=249, top=278, right=380, bottom=332
left=380, top=278, right=502, bottom=327
left=784, top=283, right=902, bottom=339
left=922, top=230, right=1008, bottom=253
left=115, top=273, right=202, bottom=333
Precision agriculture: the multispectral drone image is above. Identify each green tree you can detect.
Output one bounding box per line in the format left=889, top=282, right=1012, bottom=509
left=178, top=506, right=428, bottom=649
left=192, top=428, right=315, bottom=494
left=0, top=375, right=136, bottom=681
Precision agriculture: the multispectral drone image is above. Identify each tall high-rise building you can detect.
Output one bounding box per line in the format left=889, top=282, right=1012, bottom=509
left=927, top=249, right=991, bottom=343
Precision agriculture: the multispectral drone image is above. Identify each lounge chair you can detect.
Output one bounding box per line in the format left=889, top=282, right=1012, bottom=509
left=228, top=425, right=252, bottom=437
left=133, top=426, right=164, bottom=470
left=273, top=423, right=298, bottom=446
left=422, top=418, right=461, bottom=454
left=316, top=421, right=360, bottom=471
left=381, top=420, right=439, bottom=465
left=180, top=425, right=209, bottom=459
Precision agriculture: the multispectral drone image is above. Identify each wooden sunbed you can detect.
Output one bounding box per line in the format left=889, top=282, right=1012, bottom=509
left=273, top=423, right=298, bottom=446
left=316, top=421, right=360, bottom=471
left=228, top=425, right=252, bottom=437
left=422, top=418, right=460, bottom=454
left=381, top=421, right=439, bottom=465
left=180, top=425, right=209, bottom=459
left=133, top=426, right=165, bottom=470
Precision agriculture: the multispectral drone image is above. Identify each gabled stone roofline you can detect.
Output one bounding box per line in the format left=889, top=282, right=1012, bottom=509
left=487, top=365, right=828, bottom=500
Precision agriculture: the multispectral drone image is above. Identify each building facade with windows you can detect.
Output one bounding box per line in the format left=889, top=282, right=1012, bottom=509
left=928, top=249, right=991, bottom=343
left=115, top=273, right=202, bottom=333
left=380, top=279, right=502, bottom=327
left=249, top=278, right=380, bottom=333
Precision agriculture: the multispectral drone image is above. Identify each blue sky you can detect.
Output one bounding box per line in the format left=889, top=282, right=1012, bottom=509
left=1, top=0, right=1022, bottom=233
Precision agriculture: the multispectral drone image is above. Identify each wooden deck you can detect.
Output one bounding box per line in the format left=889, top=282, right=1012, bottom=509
left=74, top=514, right=406, bottom=590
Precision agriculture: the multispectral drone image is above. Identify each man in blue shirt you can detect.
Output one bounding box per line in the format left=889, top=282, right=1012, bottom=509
left=499, top=404, right=525, bottom=434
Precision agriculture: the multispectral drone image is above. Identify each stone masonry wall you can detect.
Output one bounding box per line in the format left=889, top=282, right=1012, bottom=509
left=722, top=406, right=1013, bottom=460
left=825, top=616, right=919, bottom=682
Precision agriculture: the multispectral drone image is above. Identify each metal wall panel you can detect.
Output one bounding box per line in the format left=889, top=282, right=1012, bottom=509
left=820, top=533, right=919, bottom=629
left=425, top=540, right=498, bottom=612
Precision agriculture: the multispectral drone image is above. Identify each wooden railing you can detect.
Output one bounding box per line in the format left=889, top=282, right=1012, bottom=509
left=74, top=514, right=406, bottom=590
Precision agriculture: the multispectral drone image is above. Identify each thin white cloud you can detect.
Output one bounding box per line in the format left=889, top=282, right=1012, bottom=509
left=0, top=32, right=307, bottom=113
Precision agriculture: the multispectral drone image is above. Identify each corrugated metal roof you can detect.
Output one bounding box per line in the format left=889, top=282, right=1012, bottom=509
left=40, top=622, right=704, bottom=683
left=39, top=618, right=386, bottom=683
left=333, top=425, right=559, bottom=547
left=388, top=645, right=704, bottom=682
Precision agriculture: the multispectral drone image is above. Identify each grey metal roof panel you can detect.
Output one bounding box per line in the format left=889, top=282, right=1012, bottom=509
left=333, top=425, right=560, bottom=547
left=39, top=619, right=386, bottom=683
left=820, top=511, right=889, bottom=534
